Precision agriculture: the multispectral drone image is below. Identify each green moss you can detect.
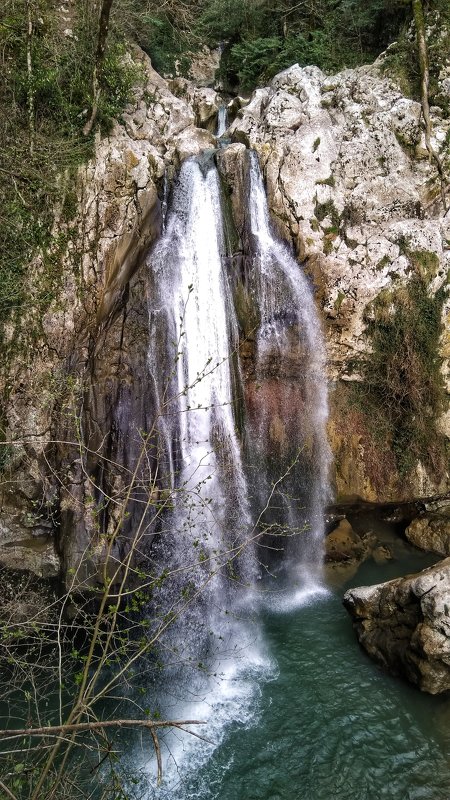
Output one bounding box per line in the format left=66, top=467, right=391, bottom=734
left=315, top=198, right=340, bottom=228
left=316, top=175, right=335, bottom=187
left=376, top=255, right=391, bottom=271
left=312, top=137, right=321, bottom=152
left=233, top=280, right=259, bottom=337
left=334, top=290, right=346, bottom=313
left=408, top=249, right=440, bottom=281
left=393, top=129, right=416, bottom=155
left=355, top=267, right=448, bottom=477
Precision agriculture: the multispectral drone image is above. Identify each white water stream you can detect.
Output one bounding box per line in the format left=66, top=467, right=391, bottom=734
left=247, top=152, right=332, bottom=606
left=139, top=150, right=331, bottom=790
left=216, top=106, right=228, bottom=138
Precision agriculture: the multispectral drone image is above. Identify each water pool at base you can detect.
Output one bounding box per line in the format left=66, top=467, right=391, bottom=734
left=131, top=546, right=450, bottom=800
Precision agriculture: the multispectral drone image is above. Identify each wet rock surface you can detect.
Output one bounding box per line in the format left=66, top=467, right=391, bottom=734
left=343, top=558, right=450, bottom=694
left=325, top=518, right=369, bottom=563
left=228, top=59, right=450, bottom=501
left=405, top=511, right=450, bottom=556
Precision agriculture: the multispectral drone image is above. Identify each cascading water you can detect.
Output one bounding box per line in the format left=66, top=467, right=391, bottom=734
left=148, top=155, right=256, bottom=589
left=143, top=155, right=270, bottom=790
left=244, top=151, right=332, bottom=605
left=216, top=106, right=228, bottom=138
left=135, top=149, right=331, bottom=791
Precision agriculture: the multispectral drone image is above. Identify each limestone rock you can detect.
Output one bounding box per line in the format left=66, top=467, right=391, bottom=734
left=0, top=513, right=59, bottom=578
left=229, top=59, right=450, bottom=502
left=187, top=46, right=221, bottom=87
left=170, top=79, right=220, bottom=129
left=372, top=544, right=393, bottom=564
left=405, top=513, right=450, bottom=556
left=216, top=143, right=248, bottom=236
left=325, top=518, right=366, bottom=562
left=343, top=559, right=450, bottom=694
left=173, top=126, right=216, bottom=164
left=263, top=90, right=307, bottom=130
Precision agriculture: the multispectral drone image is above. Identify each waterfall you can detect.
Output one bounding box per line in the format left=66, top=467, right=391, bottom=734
left=216, top=105, right=228, bottom=138
left=139, top=149, right=331, bottom=790
left=245, top=151, right=332, bottom=605
left=148, top=156, right=255, bottom=586
left=144, top=156, right=269, bottom=789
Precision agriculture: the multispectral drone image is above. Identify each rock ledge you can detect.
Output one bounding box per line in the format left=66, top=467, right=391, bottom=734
left=343, top=558, right=450, bottom=694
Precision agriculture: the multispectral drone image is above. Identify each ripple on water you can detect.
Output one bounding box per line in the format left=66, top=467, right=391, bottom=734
left=120, top=559, right=450, bottom=800
left=175, top=589, right=450, bottom=800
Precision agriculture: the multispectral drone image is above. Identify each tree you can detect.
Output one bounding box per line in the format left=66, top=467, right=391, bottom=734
left=410, top=0, right=447, bottom=208
left=83, top=0, right=115, bottom=136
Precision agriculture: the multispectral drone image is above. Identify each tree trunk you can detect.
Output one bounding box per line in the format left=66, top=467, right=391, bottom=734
left=26, top=0, right=34, bottom=155
left=83, top=0, right=114, bottom=136
left=412, top=0, right=447, bottom=208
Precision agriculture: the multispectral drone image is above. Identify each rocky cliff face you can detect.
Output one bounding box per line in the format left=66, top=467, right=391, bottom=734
left=228, top=59, right=449, bottom=503
left=0, top=51, right=216, bottom=586
left=0, top=45, right=449, bottom=582
left=343, top=558, right=450, bottom=694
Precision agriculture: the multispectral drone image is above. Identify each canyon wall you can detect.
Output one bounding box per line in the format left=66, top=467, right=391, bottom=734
left=0, top=45, right=449, bottom=581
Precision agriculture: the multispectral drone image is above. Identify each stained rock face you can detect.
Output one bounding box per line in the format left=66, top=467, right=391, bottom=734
left=229, top=59, right=450, bottom=501
left=343, top=559, right=450, bottom=694
left=325, top=518, right=368, bottom=563
left=0, top=50, right=219, bottom=586
left=1, top=45, right=450, bottom=583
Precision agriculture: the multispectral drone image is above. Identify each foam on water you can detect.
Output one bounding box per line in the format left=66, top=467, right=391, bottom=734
left=138, top=150, right=332, bottom=793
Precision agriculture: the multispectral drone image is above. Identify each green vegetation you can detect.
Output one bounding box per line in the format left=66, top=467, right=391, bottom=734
left=356, top=252, right=448, bottom=476
left=196, top=0, right=412, bottom=90
left=128, top=0, right=450, bottom=99
left=315, top=198, right=340, bottom=228
left=382, top=0, right=450, bottom=108
left=0, top=1, right=140, bottom=342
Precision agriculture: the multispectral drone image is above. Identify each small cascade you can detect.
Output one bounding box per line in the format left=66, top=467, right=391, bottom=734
left=216, top=105, right=228, bottom=138
left=160, top=168, right=169, bottom=230
left=245, top=151, right=332, bottom=602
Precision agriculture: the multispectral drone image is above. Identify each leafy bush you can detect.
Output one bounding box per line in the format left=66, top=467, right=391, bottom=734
left=275, top=30, right=345, bottom=75
left=356, top=262, right=448, bottom=476
left=134, top=12, right=190, bottom=76
left=0, top=1, right=140, bottom=343
left=229, top=37, right=283, bottom=90
left=196, top=0, right=413, bottom=88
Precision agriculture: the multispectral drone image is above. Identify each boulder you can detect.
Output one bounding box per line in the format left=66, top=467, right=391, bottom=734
left=343, top=559, right=450, bottom=694
left=169, top=78, right=220, bottom=129
left=173, top=126, right=216, bottom=164
left=405, top=512, right=450, bottom=556
left=187, top=46, right=221, bottom=87
left=325, top=518, right=366, bottom=562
